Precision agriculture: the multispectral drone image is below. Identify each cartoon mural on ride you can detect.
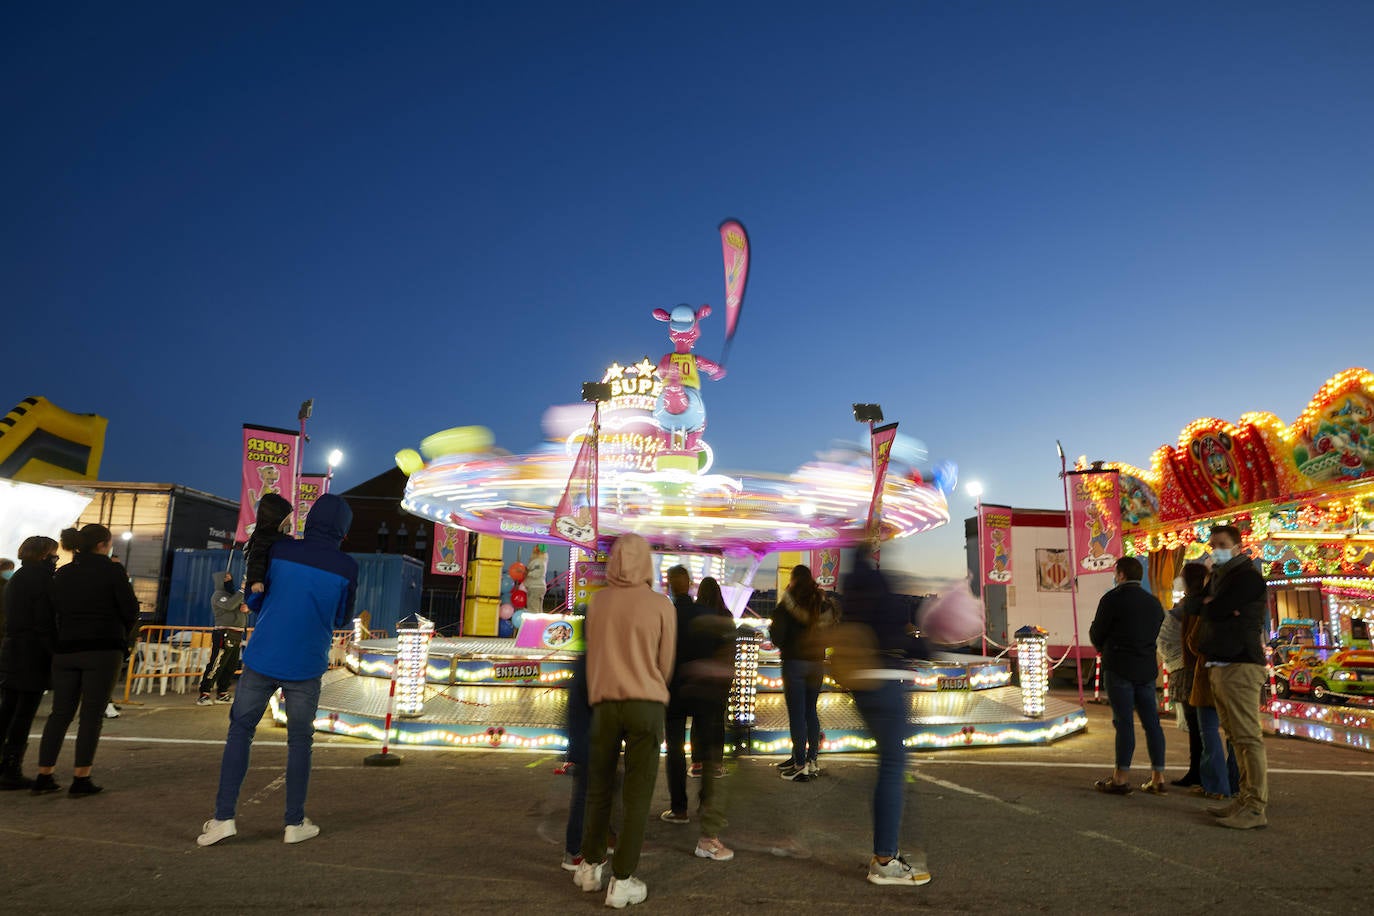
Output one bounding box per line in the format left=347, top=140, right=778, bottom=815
left=389, top=220, right=954, bottom=559
left=1101, top=368, right=1374, bottom=578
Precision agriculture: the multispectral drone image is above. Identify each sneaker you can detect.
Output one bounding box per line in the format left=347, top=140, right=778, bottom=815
left=805, top=758, right=821, bottom=778
left=1217, top=807, right=1268, bottom=830
left=713, top=764, right=728, bottom=779
left=779, top=762, right=810, bottom=782
left=605, top=875, right=648, bottom=908
left=1207, top=798, right=1245, bottom=819
left=695, top=837, right=734, bottom=861
left=196, top=695, right=215, bottom=707
left=561, top=852, right=584, bottom=872
left=197, top=818, right=237, bottom=847
left=68, top=776, right=104, bottom=797
left=659, top=809, right=690, bottom=824
left=104, top=702, right=120, bottom=719
left=867, top=853, right=932, bottom=886
left=774, top=758, right=795, bottom=770
left=284, top=818, right=320, bottom=844
left=215, top=694, right=233, bottom=705
left=30, top=774, right=62, bottom=795
left=573, top=859, right=605, bottom=892
left=689, top=762, right=703, bottom=778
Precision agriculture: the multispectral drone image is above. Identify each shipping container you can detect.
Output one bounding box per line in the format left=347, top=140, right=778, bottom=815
left=165, top=549, right=424, bottom=632
left=51, top=481, right=238, bottom=620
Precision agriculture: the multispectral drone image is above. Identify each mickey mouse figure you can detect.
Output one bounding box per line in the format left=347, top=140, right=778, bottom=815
left=652, top=303, right=726, bottom=469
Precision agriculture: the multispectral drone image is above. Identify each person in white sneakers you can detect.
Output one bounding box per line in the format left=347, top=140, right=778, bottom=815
left=196, top=496, right=357, bottom=848
left=571, top=534, right=675, bottom=909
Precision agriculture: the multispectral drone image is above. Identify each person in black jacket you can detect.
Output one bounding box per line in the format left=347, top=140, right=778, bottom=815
left=1199, top=524, right=1269, bottom=830
left=772, top=565, right=825, bottom=782
left=33, top=525, right=140, bottom=796
left=1089, top=555, right=1166, bottom=796
left=0, top=536, right=60, bottom=789
left=243, top=493, right=293, bottom=594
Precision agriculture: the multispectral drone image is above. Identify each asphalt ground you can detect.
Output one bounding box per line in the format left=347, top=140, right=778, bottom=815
left=3, top=688, right=1372, bottom=915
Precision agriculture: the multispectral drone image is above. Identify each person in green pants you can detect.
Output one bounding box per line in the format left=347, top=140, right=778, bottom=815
left=572, top=534, right=676, bottom=909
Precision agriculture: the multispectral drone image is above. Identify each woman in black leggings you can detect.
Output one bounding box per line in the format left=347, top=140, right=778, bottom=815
left=33, top=524, right=139, bottom=797
left=0, top=536, right=59, bottom=789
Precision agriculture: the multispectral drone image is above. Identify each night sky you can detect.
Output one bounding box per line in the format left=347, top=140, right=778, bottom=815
left=5, top=2, right=1372, bottom=580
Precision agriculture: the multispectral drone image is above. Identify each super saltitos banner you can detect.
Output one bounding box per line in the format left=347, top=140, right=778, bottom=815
left=236, top=424, right=299, bottom=543
left=1067, top=469, right=1122, bottom=573
left=432, top=523, right=469, bottom=577
left=295, top=474, right=326, bottom=536
left=980, top=504, right=1013, bottom=585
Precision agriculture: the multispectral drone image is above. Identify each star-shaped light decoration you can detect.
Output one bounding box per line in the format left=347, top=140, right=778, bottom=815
left=633, top=356, right=658, bottom=379
left=603, top=362, right=625, bottom=382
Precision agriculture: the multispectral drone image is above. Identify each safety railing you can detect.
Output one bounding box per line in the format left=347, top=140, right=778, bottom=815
left=123, top=625, right=391, bottom=701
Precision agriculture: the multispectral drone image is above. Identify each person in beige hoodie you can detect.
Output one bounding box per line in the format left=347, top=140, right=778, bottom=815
left=572, top=534, right=676, bottom=909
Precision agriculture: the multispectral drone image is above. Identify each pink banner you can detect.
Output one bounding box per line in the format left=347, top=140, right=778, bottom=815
left=866, top=422, right=899, bottom=535
left=551, top=406, right=600, bottom=548
left=809, top=548, right=840, bottom=589
left=980, top=505, right=1013, bottom=585
left=236, top=424, right=299, bottom=543
left=1067, top=470, right=1122, bottom=574
left=719, top=219, right=749, bottom=343
left=295, top=474, right=326, bottom=537
left=432, top=523, right=468, bottom=577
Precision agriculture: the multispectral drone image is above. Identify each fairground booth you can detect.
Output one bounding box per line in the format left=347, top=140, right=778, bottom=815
left=285, top=222, right=1088, bottom=756
left=1106, top=368, right=1374, bottom=753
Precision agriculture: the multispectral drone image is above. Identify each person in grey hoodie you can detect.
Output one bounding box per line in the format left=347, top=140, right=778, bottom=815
left=571, top=533, right=675, bottom=910
left=197, top=572, right=247, bottom=705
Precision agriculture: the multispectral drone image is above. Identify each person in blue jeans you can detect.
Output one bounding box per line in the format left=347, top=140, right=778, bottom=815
left=770, top=565, right=824, bottom=782
left=196, top=495, right=357, bottom=847
left=842, top=548, right=932, bottom=887
left=1089, top=556, right=1167, bottom=795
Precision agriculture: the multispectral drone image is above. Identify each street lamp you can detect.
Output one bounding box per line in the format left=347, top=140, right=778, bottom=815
left=120, top=531, right=133, bottom=569
left=325, top=449, right=344, bottom=493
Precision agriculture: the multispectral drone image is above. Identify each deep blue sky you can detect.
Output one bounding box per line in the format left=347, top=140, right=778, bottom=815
left=5, top=2, right=1372, bottom=579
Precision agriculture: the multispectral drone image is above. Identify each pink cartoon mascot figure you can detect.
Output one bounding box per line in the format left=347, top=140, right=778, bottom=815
left=652, top=304, right=725, bottom=471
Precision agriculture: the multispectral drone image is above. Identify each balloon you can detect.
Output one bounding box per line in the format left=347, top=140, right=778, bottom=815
left=499, top=602, right=515, bottom=621
left=498, top=618, right=515, bottom=638
left=511, top=609, right=526, bottom=631
left=394, top=448, right=424, bottom=475
left=510, top=588, right=527, bottom=610
left=509, top=562, right=527, bottom=584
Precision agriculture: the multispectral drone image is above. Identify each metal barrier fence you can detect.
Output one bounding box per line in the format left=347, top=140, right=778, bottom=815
left=121, top=625, right=390, bottom=701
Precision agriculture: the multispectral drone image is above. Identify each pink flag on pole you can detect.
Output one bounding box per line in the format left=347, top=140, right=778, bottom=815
left=980, top=504, right=1014, bottom=585
left=718, top=219, right=750, bottom=347
left=236, top=424, right=299, bottom=543
left=432, top=523, right=468, bottom=577
left=551, top=407, right=600, bottom=548
left=1066, top=469, right=1122, bottom=574
left=295, top=473, right=327, bottom=536
left=865, top=422, right=899, bottom=535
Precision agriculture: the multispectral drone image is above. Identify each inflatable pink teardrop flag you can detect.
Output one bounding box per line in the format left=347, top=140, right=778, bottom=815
left=718, top=219, right=749, bottom=362
left=918, top=578, right=985, bottom=646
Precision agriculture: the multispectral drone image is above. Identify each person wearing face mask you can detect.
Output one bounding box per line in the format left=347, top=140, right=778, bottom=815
left=0, top=538, right=59, bottom=789
left=33, top=525, right=140, bottom=796
left=1199, top=524, right=1269, bottom=830
left=197, top=572, right=247, bottom=706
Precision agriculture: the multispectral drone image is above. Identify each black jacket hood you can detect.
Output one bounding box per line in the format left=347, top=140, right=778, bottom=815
left=303, top=494, right=352, bottom=546
left=255, top=493, right=294, bottom=532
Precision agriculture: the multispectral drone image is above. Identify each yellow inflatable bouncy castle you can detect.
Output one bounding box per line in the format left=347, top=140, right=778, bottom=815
left=0, top=397, right=108, bottom=482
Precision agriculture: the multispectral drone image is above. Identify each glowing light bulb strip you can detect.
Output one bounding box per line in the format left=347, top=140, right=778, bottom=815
left=394, top=616, right=435, bottom=718
left=1015, top=626, right=1050, bottom=718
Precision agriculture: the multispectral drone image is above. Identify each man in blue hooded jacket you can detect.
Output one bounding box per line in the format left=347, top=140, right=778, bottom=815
left=197, top=494, right=357, bottom=847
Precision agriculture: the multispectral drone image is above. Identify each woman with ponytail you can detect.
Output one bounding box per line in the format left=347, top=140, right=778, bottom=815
left=32, top=524, right=139, bottom=796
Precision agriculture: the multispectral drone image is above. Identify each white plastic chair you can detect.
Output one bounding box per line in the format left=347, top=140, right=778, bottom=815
left=134, top=642, right=174, bottom=695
